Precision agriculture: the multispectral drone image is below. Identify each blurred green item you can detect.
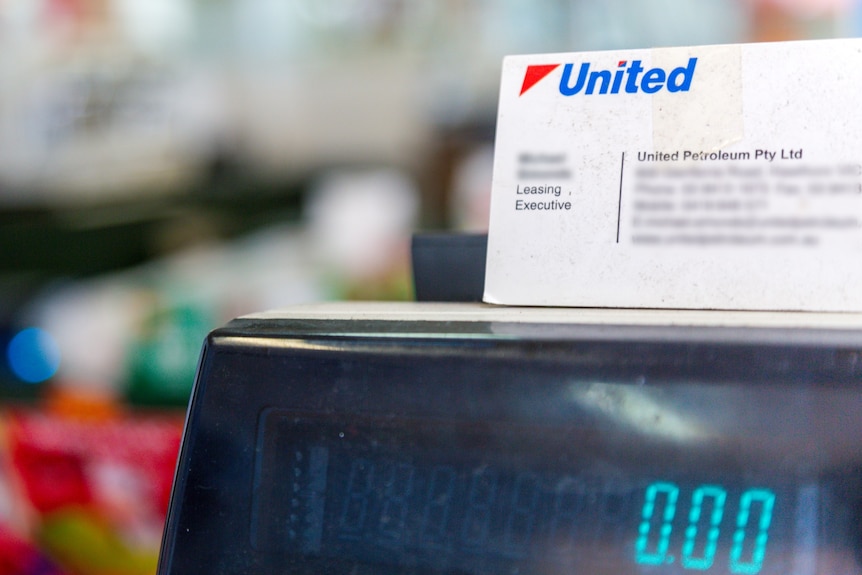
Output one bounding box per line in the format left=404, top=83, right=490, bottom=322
left=126, top=301, right=213, bottom=407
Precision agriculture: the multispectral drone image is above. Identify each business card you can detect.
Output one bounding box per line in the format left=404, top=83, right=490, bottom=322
left=485, top=38, right=862, bottom=311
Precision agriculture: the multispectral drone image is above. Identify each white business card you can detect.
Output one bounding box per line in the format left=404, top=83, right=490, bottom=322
left=485, top=38, right=862, bottom=311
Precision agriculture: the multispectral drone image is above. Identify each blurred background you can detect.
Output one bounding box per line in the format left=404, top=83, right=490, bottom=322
left=0, top=0, right=857, bottom=573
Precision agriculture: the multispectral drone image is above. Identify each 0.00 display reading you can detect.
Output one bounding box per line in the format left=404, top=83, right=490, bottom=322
left=296, top=450, right=780, bottom=572
left=636, top=482, right=776, bottom=574
left=254, top=415, right=797, bottom=575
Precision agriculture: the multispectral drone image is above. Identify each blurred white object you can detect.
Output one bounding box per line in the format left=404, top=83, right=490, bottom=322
left=30, top=280, right=143, bottom=396
left=0, top=56, right=218, bottom=205
left=113, top=0, right=194, bottom=55
left=450, top=144, right=493, bottom=232
left=305, top=169, right=419, bottom=281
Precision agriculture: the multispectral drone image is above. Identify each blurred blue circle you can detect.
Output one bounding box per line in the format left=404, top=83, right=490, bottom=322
left=7, top=327, right=61, bottom=383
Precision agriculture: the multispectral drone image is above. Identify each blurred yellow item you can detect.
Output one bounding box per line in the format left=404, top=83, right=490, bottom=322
left=38, top=507, right=157, bottom=575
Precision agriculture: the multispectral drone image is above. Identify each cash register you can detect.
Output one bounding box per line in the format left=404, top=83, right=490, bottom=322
left=155, top=292, right=862, bottom=575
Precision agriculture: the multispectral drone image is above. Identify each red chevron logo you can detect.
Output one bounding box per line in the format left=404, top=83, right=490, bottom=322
left=519, top=64, right=561, bottom=96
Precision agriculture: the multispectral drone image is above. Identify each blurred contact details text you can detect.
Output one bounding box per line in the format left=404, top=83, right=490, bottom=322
left=485, top=39, right=862, bottom=311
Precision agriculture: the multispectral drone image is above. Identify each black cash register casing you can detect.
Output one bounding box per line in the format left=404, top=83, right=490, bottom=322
left=157, top=302, right=862, bottom=575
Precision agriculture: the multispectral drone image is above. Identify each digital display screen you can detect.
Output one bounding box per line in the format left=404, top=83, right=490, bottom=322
left=252, top=383, right=862, bottom=575
left=158, top=316, right=862, bottom=575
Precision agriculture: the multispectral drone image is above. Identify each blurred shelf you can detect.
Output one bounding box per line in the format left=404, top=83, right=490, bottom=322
left=0, top=175, right=307, bottom=280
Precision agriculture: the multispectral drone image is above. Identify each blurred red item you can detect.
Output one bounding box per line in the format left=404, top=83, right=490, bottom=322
left=6, top=412, right=183, bottom=523
left=0, top=526, right=66, bottom=575
left=45, top=0, right=84, bottom=19
left=9, top=447, right=89, bottom=515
